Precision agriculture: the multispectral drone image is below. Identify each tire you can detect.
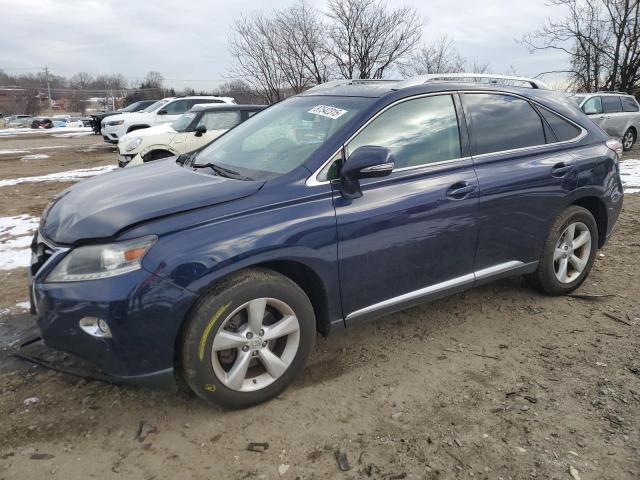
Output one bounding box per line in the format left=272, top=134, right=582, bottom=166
left=180, top=268, right=315, bottom=408
left=622, top=128, right=636, bottom=151
left=525, top=206, right=598, bottom=296
left=142, top=150, right=174, bottom=163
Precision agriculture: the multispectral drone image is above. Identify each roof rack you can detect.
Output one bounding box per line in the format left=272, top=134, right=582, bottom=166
left=394, top=73, right=551, bottom=90
left=306, top=79, right=399, bottom=92
left=594, top=90, right=629, bottom=95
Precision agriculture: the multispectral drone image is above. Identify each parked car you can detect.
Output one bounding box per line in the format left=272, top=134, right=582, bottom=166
left=117, top=104, right=265, bottom=168
left=30, top=74, right=623, bottom=408
left=570, top=92, right=640, bottom=151
left=101, top=96, right=235, bottom=144
left=91, top=100, right=158, bottom=134
left=6, top=115, right=32, bottom=128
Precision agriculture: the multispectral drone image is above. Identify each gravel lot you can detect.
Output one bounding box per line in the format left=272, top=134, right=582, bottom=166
left=0, top=132, right=638, bottom=479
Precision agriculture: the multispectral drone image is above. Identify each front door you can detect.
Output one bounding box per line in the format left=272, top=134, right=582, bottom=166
left=333, top=94, right=479, bottom=322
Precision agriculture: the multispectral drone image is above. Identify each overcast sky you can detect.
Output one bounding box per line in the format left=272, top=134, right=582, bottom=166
left=0, top=0, right=570, bottom=89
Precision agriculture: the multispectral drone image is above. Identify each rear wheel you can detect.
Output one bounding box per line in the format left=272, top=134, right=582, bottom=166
left=622, top=128, right=636, bottom=151
left=526, top=206, right=598, bottom=295
left=180, top=269, right=315, bottom=408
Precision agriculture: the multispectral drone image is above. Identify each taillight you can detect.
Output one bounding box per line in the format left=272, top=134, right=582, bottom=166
left=606, top=138, right=623, bottom=157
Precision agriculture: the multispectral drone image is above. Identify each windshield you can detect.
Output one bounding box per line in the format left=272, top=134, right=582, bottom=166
left=171, top=112, right=197, bottom=132
left=193, top=96, right=369, bottom=180
left=142, top=99, right=169, bottom=113
left=122, top=102, right=144, bottom=112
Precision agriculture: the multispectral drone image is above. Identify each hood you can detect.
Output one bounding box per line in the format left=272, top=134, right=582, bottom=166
left=105, top=111, right=151, bottom=124
left=120, top=123, right=176, bottom=143
left=43, top=159, right=264, bottom=244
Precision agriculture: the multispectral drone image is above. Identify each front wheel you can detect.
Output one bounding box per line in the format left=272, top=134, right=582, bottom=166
left=526, top=206, right=598, bottom=295
left=622, top=128, right=636, bottom=151
left=180, top=268, right=315, bottom=408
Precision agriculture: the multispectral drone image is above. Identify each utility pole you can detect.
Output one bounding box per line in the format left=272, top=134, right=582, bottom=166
left=43, top=66, right=52, bottom=109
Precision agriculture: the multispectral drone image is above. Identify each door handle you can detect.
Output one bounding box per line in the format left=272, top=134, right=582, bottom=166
left=551, top=163, right=573, bottom=177
left=446, top=182, right=476, bottom=199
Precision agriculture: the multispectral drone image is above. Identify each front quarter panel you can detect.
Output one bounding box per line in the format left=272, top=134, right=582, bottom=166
left=138, top=180, right=342, bottom=324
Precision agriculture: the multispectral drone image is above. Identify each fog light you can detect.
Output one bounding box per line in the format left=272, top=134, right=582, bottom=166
left=79, top=317, right=112, bottom=338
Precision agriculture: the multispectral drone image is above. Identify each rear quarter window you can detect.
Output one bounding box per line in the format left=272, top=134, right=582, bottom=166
left=463, top=93, right=546, bottom=155
left=538, top=108, right=582, bottom=142
left=621, top=96, right=640, bottom=112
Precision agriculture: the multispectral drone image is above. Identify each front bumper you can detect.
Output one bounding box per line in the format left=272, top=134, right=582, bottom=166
left=101, top=124, right=126, bottom=143
left=29, top=237, right=199, bottom=385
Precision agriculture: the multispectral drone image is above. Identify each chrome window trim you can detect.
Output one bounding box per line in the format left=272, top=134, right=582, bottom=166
left=305, top=89, right=589, bottom=186
left=345, top=261, right=526, bottom=321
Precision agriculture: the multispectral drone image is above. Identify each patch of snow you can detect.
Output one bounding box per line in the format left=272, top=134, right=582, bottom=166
left=0, top=126, right=92, bottom=137
left=619, top=159, right=640, bottom=193
left=15, top=301, right=30, bottom=310
left=0, top=165, right=116, bottom=188
left=0, top=214, right=39, bottom=270
left=20, top=154, right=50, bottom=161
left=0, top=149, right=29, bottom=155
left=52, top=131, right=95, bottom=138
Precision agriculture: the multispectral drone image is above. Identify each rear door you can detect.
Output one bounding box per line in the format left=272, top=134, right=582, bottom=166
left=462, top=92, right=584, bottom=275
left=334, top=94, right=479, bottom=321
left=600, top=96, right=626, bottom=138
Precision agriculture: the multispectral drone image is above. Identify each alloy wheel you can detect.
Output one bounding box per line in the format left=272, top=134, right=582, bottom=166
left=210, top=298, right=300, bottom=392
left=553, top=222, right=592, bottom=284
left=623, top=130, right=635, bottom=150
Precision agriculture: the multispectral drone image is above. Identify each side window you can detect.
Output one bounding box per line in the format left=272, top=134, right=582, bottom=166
left=538, top=108, right=582, bottom=142
left=621, top=96, right=640, bottom=112
left=197, top=111, right=241, bottom=131
left=347, top=95, right=461, bottom=169
left=163, top=99, right=191, bottom=115
left=463, top=94, right=546, bottom=155
left=582, top=96, right=602, bottom=115
left=602, top=96, right=623, bottom=113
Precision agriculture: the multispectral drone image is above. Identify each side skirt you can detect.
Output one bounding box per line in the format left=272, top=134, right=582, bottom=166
left=344, top=261, right=538, bottom=325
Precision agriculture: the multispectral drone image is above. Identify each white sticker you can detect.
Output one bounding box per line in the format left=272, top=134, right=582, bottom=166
left=307, top=105, right=348, bottom=119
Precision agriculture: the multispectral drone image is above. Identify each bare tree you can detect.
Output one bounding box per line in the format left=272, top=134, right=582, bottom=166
left=277, top=1, right=332, bottom=85
left=70, top=72, right=94, bottom=90
left=400, top=35, right=490, bottom=77
left=326, top=0, right=422, bottom=79
left=229, top=14, right=285, bottom=103
left=522, top=0, right=640, bottom=93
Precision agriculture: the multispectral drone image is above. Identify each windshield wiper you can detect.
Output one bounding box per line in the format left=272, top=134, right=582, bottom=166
left=192, top=162, right=253, bottom=181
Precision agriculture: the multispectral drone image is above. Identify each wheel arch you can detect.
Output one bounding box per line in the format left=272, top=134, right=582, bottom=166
left=126, top=124, right=151, bottom=133
left=572, top=195, right=607, bottom=248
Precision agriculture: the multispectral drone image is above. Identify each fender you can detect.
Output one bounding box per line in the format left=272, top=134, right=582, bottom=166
left=126, top=124, right=151, bottom=133
left=139, top=144, right=181, bottom=158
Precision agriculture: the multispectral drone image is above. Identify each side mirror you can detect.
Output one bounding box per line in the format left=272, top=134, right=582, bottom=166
left=194, top=124, right=207, bottom=137
left=339, top=145, right=394, bottom=199
left=157, top=109, right=168, bottom=115
left=583, top=105, right=597, bottom=115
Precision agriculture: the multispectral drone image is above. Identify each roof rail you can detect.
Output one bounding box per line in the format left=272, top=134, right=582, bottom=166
left=306, top=79, right=399, bottom=92
left=394, top=73, right=551, bottom=90
left=594, top=90, right=629, bottom=95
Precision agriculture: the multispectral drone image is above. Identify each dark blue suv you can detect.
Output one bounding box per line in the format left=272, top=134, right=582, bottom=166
left=30, top=75, right=624, bottom=408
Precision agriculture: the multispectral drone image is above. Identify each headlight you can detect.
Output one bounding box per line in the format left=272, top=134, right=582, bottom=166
left=46, top=236, right=156, bottom=282
left=125, top=137, right=143, bottom=152
left=107, top=120, right=124, bottom=126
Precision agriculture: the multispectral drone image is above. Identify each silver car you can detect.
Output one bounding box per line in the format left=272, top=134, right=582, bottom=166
left=570, top=92, right=639, bottom=151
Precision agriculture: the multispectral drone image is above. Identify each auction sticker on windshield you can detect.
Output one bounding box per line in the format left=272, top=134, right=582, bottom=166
left=308, top=105, right=348, bottom=119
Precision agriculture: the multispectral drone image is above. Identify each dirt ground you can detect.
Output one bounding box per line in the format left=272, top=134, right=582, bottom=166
left=0, top=133, right=638, bottom=480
